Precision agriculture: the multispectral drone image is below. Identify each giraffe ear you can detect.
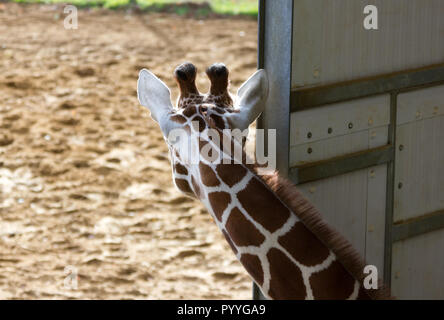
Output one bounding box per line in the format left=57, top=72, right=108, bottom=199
left=137, top=69, right=174, bottom=124
left=228, top=69, right=268, bottom=130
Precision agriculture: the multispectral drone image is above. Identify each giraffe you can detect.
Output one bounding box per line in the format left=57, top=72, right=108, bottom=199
left=137, top=62, right=391, bottom=300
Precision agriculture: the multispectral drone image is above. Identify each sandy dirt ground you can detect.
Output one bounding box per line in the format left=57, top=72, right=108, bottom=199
left=0, top=3, right=258, bottom=299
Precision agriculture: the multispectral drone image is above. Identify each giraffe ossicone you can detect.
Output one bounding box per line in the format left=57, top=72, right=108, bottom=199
left=137, top=62, right=392, bottom=300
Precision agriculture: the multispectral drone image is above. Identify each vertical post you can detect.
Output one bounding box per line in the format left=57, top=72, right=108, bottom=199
left=253, top=0, right=266, bottom=300
left=384, top=92, right=398, bottom=286
left=253, top=0, right=293, bottom=300
left=259, top=0, right=293, bottom=178
left=257, top=0, right=266, bottom=70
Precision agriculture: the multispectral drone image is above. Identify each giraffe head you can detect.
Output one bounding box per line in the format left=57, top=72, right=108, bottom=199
left=137, top=62, right=268, bottom=198
left=138, top=62, right=268, bottom=132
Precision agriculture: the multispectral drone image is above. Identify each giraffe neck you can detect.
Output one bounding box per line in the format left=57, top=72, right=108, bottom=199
left=197, top=158, right=369, bottom=299
left=207, top=129, right=377, bottom=299
left=168, top=104, right=387, bottom=300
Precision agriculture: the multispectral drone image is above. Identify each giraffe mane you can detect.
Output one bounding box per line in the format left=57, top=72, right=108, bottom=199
left=202, top=112, right=393, bottom=300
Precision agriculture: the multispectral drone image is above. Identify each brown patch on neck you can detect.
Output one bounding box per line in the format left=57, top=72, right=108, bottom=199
left=208, top=191, right=231, bottom=222
left=216, top=163, right=247, bottom=187
left=240, top=254, right=264, bottom=286
left=199, top=162, right=220, bottom=187
left=225, top=207, right=265, bottom=247
left=237, top=178, right=290, bottom=233
left=267, top=248, right=306, bottom=299
left=309, top=260, right=356, bottom=299
left=278, top=221, right=330, bottom=267
left=174, top=178, right=194, bottom=196
left=174, top=162, right=188, bottom=175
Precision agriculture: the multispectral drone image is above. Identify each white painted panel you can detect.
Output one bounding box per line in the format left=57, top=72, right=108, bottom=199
left=298, top=169, right=368, bottom=257
left=392, top=228, right=444, bottom=299
left=298, top=165, right=387, bottom=269
left=290, top=95, right=390, bottom=146
left=290, top=124, right=389, bottom=166
left=394, top=114, right=444, bottom=222
left=397, top=85, right=444, bottom=125
left=365, top=164, right=387, bottom=278
left=292, top=0, right=444, bottom=88
left=368, top=126, right=388, bottom=149
left=290, top=130, right=369, bottom=166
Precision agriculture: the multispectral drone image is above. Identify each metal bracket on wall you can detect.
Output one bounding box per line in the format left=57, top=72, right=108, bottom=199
left=392, top=210, right=444, bottom=242
left=289, top=144, right=393, bottom=184
left=291, top=63, right=444, bottom=112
